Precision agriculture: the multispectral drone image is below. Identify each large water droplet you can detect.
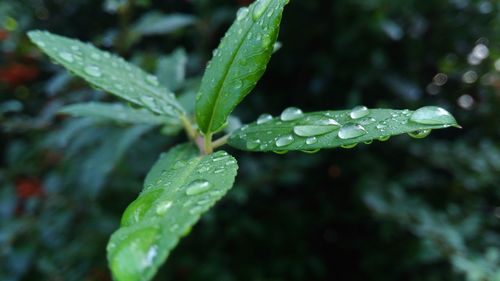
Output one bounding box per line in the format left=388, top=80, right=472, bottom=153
left=252, top=0, right=272, bottom=21
left=408, top=129, right=431, bottom=139
left=185, top=180, right=212, bottom=196
left=155, top=200, right=173, bottom=215
left=293, top=125, right=337, bottom=137
left=257, top=113, right=273, bottom=124
left=84, top=65, right=102, bottom=77
left=409, top=106, right=457, bottom=126
left=109, top=227, right=159, bottom=281
left=350, top=105, right=370, bottom=119
left=338, top=124, right=367, bottom=139
left=236, top=7, right=250, bottom=21
left=280, top=107, right=303, bottom=121
left=275, top=135, right=294, bottom=147
left=59, top=51, right=74, bottom=62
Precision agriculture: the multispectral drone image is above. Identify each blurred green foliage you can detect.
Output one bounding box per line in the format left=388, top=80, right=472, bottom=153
left=1, top=0, right=500, bottom=280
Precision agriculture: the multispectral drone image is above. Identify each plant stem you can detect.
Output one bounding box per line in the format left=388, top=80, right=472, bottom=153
left=212, top=135, right=229, bottom=150
left=204, top=133, right=213, bottom=154
left=180, top=114, right=197, bottom=140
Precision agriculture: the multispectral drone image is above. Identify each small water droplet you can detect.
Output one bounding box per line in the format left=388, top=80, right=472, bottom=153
left=189, top=206, right=204, bottom=215
left=276, top=135, right=294, bottom=147
left=301, top=149, right=320, bottom=154
left=185, top=180, right=212, bottom=196
left=350, top=105, right=370, bottom=119
left=155, top=200, right=173, bottom=215
left=341, top=143, right=358, bottom=149
left=71, top=45, right=79, bottom=51
left=173, top=160, right=186, bottom=169
left=293, top=125, right=337, bottom=137
left=91, top=53, right=101, bottom=60
left=280, top=107, right=303, bottom=121
left=257, top=113, right=273, bottom=124
left=58, top=51, right=74, bottom=62
left=234, top=80, right=243, bottom=89
left=312, top=118, right=340, bottom=127
left=359, top=117, right=376, bottom=126
left=378, top=135, right=391, bottom=142
left=306, top=137, right=318, bottom=145
left=246, top=139, right=261, bottom=149
left=146, top=75, right=159, bottom=86
left=252, top=0, right=272, bottom=21
left=409, top=106, right=457, bottom=126
left=408, top=129, right=431, bottom=139
left=236, top=7, right=249, bottom=21
left=84, top=65, right=102, bottom=77
left=214, top=168, right=225, bottom=174
left=338, top=124, right=367, bottom=139
left=273, top=150, right=289, bottom=154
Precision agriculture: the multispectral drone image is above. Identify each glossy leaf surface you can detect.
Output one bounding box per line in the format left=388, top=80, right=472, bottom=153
left=228, top=107, right=459, bottom=152
left=27, top=30, right=184, bottom=118
left=195, top=0, right=289, bottom=133
left=107, top=144, right=238, bottom=281
left=59, top=102, right=180, bottom=126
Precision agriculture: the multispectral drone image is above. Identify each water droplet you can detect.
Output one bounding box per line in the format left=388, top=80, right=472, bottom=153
left=146, top=75, right=159, bottom=86
left=338, top=124, right=367, bottom=139
left=408, top=129, right=431, bottom=139
left=91, top=53, right=101, bottom=60
left=189, top=206, right=204, bottom=215
left=301, top=149, right=320, bottom=154
left=246, top=139, right=261, bottom=149
left=378, top=135, right=390, bottom=142
left=109, top=227, right=159, bottom=281
left=121, top=190, right=162, bottom=226
left=236, top=7, right=249, bottom=21
left=262, top=34, right=272, bottom=48
left=140, top=96, right=158, bottom=112
left=293, top=125, right=337, bottom=137
left=350, top=105, right=370, bottom=119
left=252, top=0, right=272, bottom=21
left=409, top=106, right=457, bottom=126
left=280, top=107, right=303, bottom=121
left=58, top=51, right=74, bottom=62
left=84, top=65, right=102, bottom=77
left=359, top=117, right=376, bottom=126
left=185, top=180, right=212, bottom=195
left=306, top=137, right=318, bottom=145
left=173, top=160, right=186, bottom=169
left=155, top=200, right=173, bottom=215
left=273, top=150, right=289, bottom=154
left=341, top=143, right=358, bottom=149
left=275, top=135, right=294, bottom=147
left=234, top=80, right=243, bottom=89
left=364, top=139, right=373, bottom=144
left=257, top=113, right=273, bottom=124
left=71, top=45, right=79, bottom=51
left=312, top=118, right=340, bottom=127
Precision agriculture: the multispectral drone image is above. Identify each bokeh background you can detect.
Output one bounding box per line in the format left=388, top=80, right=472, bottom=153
left=1, top=0, right=500, bottom=280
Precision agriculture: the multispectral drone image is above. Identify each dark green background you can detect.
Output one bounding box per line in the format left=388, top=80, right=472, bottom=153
left=1, top=0, right=499, bottom=280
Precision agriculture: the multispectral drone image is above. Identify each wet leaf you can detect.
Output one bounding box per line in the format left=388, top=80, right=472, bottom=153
left=228, top=107, right=459, bottom=152
left=107, top=144, right=238, bottom=281
left=195, top=0, right=289, bottom=134
left=27, top=30, right=184, bottom=119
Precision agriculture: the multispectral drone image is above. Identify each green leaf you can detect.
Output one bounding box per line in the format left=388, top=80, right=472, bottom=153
left=195, top=0, right=289, bottom=134
left=107, top=145, right=238, bottom=281
left=155, top=48, right=188, bottom=91
left=27, top=30, right=184, bottom=118
left=228, top=106, right=460, bottom=152
left=59, top=102, right=180, bottom=126
left=133, top=12, right=196, bottom=36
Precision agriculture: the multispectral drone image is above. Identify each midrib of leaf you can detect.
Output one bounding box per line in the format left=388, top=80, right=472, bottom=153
left=205, top=17, right=257, bottom=133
